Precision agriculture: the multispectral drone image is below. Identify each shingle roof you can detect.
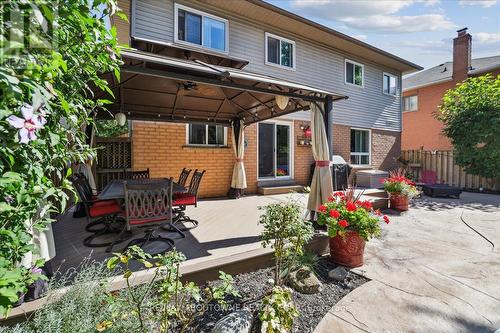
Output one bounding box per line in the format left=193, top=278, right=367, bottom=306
left=403, top=55, right=500, bottom=91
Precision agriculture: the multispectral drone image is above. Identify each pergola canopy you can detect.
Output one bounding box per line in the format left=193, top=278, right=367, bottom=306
left=97, top=49, right=347, bottom=126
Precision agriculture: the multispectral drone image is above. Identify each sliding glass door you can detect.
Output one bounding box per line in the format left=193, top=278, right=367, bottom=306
left=258, top=122, right=291, bottom=179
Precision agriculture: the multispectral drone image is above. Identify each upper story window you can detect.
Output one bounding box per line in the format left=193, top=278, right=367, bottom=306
left=175, top=4, right=228, bottom=53
left=350, top=128, right=370, bottom=166
left=187, top=124, right=227, bottom=146
left=345, top=59, right=364, bottom=87
left=383, top=72, right=397, bottom=96
left=403, top=95, right=418, bottom=112
left=265, top=33, right=295, bottom=70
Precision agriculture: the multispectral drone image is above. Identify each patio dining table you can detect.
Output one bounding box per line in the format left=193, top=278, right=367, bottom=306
left=98, top=178, right=187, bottom=201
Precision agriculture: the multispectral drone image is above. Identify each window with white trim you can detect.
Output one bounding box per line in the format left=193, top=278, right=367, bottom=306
left=345, top=59, right=364, bottom=87
left=265, top=33, right=295, bottom=69
left=350, top=129, right=370, bottom=165
left=175, top=4, right=228, bottom=52
left=188, top=124, right=227, bottom=146
left=383, top=72, right=397, bottom=95
left=403, top=95, right=418, bottom=112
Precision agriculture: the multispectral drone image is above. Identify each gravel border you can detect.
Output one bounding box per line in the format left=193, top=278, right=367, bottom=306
left=194, top=257, right=368, bottom=333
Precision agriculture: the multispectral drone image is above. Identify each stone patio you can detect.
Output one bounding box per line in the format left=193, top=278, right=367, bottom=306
left=314, top=192, right=500, bottom=333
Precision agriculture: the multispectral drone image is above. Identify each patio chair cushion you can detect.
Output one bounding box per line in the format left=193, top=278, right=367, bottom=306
left=173, top=193, right=196, bottom=206
left=128, top=216, right=169, bottom=226
left=92, top=199, right=118, bottom=207
left=89, top=201, right=122, bottom=217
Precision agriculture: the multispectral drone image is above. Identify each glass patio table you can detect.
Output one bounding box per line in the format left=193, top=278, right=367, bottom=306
left=97, top=178, right=186, bottom=200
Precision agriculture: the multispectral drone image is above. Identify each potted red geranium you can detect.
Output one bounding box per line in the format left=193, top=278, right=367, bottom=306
left=317, top=188, right=389, bottom=268
left=382, top=169, right=419, bottom=211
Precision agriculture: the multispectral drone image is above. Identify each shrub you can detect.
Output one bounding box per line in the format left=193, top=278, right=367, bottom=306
left=0, top=0, right=122, bottom=314
left=259, top=286, right=299, bottom=333
left=317, top=188, right=388, bottom=241
left=259, top=200, right=314, bottom=286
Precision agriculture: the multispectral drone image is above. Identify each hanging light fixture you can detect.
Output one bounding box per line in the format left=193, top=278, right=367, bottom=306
left=275, top=95, right=289, bottom=110
left=115, top=112, right=126, bottom=126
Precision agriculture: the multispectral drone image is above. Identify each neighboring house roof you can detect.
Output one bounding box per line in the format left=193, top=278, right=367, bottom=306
left=200, top=0, right=423, bottom=74
left=403, top=55, right=500, bottom=91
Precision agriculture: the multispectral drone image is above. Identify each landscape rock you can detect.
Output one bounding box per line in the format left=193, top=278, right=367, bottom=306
left=211, top=309, right=253, bottom=333
left=328, top=266, right=349, bottom=282
left=288, top=266, right=323, bottom=294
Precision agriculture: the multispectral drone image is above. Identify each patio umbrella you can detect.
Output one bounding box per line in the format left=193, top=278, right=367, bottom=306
left=307, top=103, right=333, bottom=212
left=229, top=119, right=247, bottom=198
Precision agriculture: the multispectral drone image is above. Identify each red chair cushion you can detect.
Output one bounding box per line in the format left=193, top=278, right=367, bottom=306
left=173, top=193, right=196, bottom=206
left=92, top=199, right=117, bottom=207
left=89, top=201, right=121, bottom=217
left=129, top=216, right=168, bottom=226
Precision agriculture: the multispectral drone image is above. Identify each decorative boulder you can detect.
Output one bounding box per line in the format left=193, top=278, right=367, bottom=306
left=288, top=266, right=322, bottom=294
left=328, top=266, right=349, bottom=282
left=211, top=309, right=253, bottom=333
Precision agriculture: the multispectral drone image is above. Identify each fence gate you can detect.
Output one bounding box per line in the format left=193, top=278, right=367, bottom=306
left=95, top=137, right=132, bottom=191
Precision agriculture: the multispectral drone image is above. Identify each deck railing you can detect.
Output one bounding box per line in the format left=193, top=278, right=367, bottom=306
left=95, top=137, right=132, bottom=191
left=401, top=150, right=499, bottom=191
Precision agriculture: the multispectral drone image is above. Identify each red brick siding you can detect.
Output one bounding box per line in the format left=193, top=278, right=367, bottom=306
left=294, top=121, right=314, bottom=185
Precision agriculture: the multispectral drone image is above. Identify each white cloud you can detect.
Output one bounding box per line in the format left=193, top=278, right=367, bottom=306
left=290, top=0, right=453, bottom=33
left=475, top=32, right=500, bottom=44
left=342, top=14, right=455, bottom=33
left=459, top=0, right=498, bottom=7
left=391, top=39, right=451, bottom=54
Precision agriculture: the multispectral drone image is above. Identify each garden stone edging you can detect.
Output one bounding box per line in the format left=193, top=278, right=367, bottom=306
left=211, top=309, right=253, bottom=333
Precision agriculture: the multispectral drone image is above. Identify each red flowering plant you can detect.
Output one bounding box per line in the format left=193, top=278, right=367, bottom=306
left=382, top=169, right=419, bottom=199
left=316, top=188, right=389, bottom=241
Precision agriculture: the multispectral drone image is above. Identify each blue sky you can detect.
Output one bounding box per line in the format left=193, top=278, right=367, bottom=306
left=266, top=0, right=500, bottom=69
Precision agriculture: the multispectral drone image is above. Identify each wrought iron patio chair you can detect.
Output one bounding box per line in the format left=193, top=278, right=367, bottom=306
left=177, top=168, right=192, bottom=187
left=106, top=179, right=176, bottom=254
left=71, top=176, right=129, bottom=247
left=169, top=169, right=205, bottom=230
left=125, top=168, right=150, bottom=179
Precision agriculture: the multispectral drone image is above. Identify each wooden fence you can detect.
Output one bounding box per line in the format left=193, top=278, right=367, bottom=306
left=95, top=137, right=132, bottom=191
left=401, top=150, right=499, bottom=191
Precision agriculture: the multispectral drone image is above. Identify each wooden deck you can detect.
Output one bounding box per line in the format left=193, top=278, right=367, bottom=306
left=49, top=193, right=308, bottom=277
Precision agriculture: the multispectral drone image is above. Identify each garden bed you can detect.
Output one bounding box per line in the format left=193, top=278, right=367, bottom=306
left=196, top=256, right=368, bottom=333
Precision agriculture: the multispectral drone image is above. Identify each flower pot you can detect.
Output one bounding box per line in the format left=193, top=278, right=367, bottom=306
left=329, top=231, right=366, bottom=268
left=390, top=194, right=409, bottom=211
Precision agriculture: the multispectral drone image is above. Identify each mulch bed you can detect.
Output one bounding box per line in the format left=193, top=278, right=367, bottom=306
left=195, top=257, right=368, bottom=332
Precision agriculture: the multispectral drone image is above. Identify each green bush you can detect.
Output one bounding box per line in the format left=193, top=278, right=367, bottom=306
left=437, top=74, right=500, bottom=179
left=0, top=0, right=122, bottom=314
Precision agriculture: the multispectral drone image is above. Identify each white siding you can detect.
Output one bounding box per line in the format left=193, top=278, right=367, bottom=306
left=131, top=0, right=402, bottom=131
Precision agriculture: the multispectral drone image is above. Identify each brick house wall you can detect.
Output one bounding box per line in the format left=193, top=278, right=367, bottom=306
left=332, top=124, right=400, bottom=171
left=131, top=120, right=315, bottom=198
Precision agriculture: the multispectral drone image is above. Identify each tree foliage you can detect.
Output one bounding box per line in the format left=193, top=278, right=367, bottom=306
left=95, top=119, right=129, bottom=138
left=437, top=74, right=500, bottom=179
left=0, top=0, right=122, bottom=315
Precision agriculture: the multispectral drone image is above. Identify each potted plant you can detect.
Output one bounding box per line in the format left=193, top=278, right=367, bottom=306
left=382, top=169, right=419, bottom=211
left=317, top=188, right=389, bottom=268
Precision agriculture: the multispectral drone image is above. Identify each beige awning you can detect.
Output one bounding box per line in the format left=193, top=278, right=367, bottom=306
left=96, top=49, right=347, bottom=126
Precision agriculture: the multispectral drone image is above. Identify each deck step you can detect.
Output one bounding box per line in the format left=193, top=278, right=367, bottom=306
left=258, top=185, right=305, bottom=195
left=359, top=189, right=389, bottom=209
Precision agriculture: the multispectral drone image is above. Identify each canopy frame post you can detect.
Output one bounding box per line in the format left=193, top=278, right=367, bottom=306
left=324, top=95, right=333, bottom=158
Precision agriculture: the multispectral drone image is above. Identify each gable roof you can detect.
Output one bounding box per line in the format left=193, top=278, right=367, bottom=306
left=198, top=0, right=422, bottom=74
left=403, top=55, right=500, bottom=91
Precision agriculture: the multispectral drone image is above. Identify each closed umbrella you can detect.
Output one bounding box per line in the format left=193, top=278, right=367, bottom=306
left=307, top=103, right=333, bottom=212
left=229, top=119, right=247, bottom=198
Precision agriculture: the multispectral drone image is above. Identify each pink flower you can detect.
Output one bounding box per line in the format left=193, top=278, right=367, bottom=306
left=383, top=215, right=390, bottom=224
left=329, top=209, right=340, bottom=218
left=7, top=104, right=45, bottom=144
left=338, top=219, right=349, bottom=228
left=346, top=201, right=357, bottom=212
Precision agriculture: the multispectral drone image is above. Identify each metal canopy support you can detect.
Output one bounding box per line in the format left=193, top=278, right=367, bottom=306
left=121, top=65, right=333, bottom=103
left=324, top=95, right=333, bottom=158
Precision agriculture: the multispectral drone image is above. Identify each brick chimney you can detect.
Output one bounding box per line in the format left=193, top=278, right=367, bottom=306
left=452, top=28, right=472, bottom=81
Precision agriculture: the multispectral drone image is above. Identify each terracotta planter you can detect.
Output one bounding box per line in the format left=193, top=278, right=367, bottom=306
left=390, top=194, right=409, bottom=211
left=329, top=231, right=366, bottom=268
